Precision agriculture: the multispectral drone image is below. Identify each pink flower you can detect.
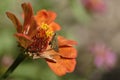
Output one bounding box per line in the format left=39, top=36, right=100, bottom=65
left=90, top=43, right=117, bottom=70
left=82, top=0, right=106, bottom=13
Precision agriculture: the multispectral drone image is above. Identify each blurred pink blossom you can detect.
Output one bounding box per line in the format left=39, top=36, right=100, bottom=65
left=1, top=55, right=14, bottom=67
left=90, top=43, right=117, bottom=70
left=82, top=0, right=106, bottom=13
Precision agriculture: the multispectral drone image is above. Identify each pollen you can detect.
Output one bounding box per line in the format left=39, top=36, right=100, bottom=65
left=40, top=23, right=53, bottom=38
left=46, top=30, right=53, bottom=37
left=41, top=23, right=49, bottom=30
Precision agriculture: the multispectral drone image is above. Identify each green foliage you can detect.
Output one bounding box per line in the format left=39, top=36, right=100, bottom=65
left=11, top=59, right=58, bottom=80
left=69, top=0, right=91, bottom=24
left=0, top=28, right=16, bottom=55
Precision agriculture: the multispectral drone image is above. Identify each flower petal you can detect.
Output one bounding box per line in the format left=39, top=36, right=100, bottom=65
left=35, top=10, right=48, bottom=25
left=22, top=3, right=34, bottom=31
left=27, top=17, right=38, bottom=37
left=60, top=58, right=76, bottom=73
left=49, top=22, right=61, bottom=31
left=58, top=36, right=77, bottom=46
left=15, top=33, right=32, bottom=48
left=35, top=10, right=56, bottom=25
left=6, top=12, right=22, bottom=33
left=47, top=11, right=57, bottom=24
left=59, top=47, right=77, bottom=58
left=46, top=55, right=76, bottom=76
left=47, top=59, right=67, bottom=76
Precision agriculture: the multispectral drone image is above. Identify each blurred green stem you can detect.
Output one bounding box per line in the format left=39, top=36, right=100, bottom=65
left=0, top=51, right=26, bottom=80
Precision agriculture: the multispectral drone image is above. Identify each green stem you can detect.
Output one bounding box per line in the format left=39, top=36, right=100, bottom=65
left=0, top=51, right=27, bottom=80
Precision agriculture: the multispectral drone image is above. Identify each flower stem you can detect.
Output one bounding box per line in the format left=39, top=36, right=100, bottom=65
left=0, top=51, right=27, bottom=80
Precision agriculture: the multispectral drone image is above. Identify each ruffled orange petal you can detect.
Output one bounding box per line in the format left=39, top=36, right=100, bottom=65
left=35, top=10, right=48, bottom=25
left=47, top=11, right=56, bottom=24
left=15, top=33, right=32, bottom=48
left=6, top=12, right=22, bottom=33
left=49, top=22, right=61, bottom=31
left=58, top=36, right=77, bottom=46
left=59, top=47, right=77, bottom=58
left=46, top=55, right=76, bottom=76
left=22, top=3, right=34, bottom=31
left=45, top=47, right=76, bottom=76
left=35, top=10, right=56, bottom=25
left=47, top=60, right=67, bottom=76
left=60, top=58, right=76, bottom=73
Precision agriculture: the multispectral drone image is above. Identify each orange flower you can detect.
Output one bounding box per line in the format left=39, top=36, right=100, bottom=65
left=6, top=3, right=77, bottom=76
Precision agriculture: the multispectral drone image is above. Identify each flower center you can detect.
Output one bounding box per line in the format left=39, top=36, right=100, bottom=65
left=27, top=23, right=54, bottom=53
left=40, top=23, right=53, bottom=38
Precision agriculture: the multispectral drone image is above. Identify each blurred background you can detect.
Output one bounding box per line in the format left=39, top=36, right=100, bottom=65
left=0, top=0, right=120, bottom=80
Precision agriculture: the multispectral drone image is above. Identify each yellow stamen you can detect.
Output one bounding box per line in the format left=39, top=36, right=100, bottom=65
left=39, top=23, right=53, bottom=38
left=46, top=30, right=53, bottom=37
left=41, top=23, right=49, bottom=30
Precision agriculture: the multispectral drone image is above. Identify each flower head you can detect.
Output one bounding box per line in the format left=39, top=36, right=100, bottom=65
left=90, top=43, right=116, bottom=70
left=6, top=3, right=77, bottom=76
left=82, top=0, right=106, bottom=13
